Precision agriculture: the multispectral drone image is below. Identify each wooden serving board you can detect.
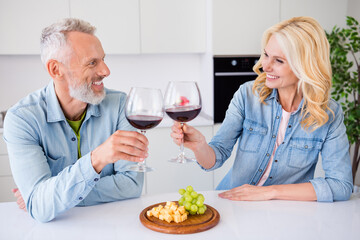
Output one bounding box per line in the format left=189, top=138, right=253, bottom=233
left=139, top=201, right=220, bottom=234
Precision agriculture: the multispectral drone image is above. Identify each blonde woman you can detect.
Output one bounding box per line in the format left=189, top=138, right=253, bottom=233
left=170, top=16, right=353, bottom=202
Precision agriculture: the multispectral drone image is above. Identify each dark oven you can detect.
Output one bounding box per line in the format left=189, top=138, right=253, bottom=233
left=213, top=56, right=260, bottom=123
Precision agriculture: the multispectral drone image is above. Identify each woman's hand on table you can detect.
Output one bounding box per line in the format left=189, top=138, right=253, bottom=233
left=218, top=184, right=275, bottom=201
left=12, top=188, right=27, bottom=211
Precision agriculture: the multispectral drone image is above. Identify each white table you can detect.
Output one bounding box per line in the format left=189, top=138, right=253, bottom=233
left=1, top=191, right=360, bottom=240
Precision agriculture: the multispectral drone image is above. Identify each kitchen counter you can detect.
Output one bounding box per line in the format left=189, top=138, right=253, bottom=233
left=0, top=191, right=359, bottom=240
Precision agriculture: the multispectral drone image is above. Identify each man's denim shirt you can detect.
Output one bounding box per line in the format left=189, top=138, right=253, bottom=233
left=3, top=81, right=144, bottom=222
left=205, top=81, right=353, bottom=202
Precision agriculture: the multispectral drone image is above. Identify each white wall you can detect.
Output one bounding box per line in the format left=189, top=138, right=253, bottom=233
left=347, top=0, right=360, bottom=20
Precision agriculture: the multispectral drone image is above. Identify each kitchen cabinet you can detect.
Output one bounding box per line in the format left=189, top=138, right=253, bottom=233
left=0, top=0, right=69, bottom=54
left=71, top=0, right=207, bottom=54
left=140, top=0, right=207, bottom=53
left=280, top=0, right=347, bottom=31
left=213, top=0, right=348, bottom=55
left=212, top=0, right=280, bottom=55
left=0, top=0, right=206, bottom=55
left=70, top=0, right=141, bottom=54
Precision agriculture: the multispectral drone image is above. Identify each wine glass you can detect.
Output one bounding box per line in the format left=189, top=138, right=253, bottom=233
left=125, top=87, right=164, bottom=172
left=164, top=81, right=202, bottom=163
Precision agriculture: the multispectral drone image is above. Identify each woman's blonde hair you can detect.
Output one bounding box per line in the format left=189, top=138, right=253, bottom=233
left=252, top=16, right=333, bottom=131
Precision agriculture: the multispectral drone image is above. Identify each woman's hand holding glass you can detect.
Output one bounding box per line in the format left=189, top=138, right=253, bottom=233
left=164, top=81, right=202, bottom=163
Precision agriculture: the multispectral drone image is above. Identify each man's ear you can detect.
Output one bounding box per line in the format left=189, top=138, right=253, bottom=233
left=46, top=59, right=64, bottom=80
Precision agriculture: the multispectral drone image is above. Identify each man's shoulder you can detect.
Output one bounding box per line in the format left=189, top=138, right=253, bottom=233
left=8, top=85, right=48, bottom=115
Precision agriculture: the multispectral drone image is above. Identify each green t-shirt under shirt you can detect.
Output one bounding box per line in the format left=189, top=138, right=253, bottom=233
left=66, top=111, right=86, bottom=159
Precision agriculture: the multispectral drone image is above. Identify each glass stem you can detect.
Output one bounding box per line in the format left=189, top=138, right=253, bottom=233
left=140, top=130, right=147, bottom=166
left=179, top=123, right=185, bottom=158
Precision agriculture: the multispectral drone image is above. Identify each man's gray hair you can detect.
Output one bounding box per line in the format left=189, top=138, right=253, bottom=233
left=40, top=18, right=96, bottom=65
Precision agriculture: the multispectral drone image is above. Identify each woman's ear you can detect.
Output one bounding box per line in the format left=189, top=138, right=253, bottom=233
left=46, top=59, right=64, bottom=80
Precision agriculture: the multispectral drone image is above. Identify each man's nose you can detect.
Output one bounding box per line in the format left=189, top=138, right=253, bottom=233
left=98, top=61, right=110, bottom=77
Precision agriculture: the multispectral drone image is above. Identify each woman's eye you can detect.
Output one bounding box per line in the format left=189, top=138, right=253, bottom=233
left=276, top=59, right=284, bottom=63
left=264, top=52, right=268, bottom=57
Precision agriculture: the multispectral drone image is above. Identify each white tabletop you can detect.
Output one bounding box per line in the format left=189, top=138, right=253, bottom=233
left=1, top=190, right=360, bottom=240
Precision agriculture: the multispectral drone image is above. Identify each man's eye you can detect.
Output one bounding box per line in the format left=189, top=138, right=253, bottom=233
left=89, top=61, right=96, bottom=66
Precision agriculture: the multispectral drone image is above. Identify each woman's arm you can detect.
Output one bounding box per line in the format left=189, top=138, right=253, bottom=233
left=219, top=182, right=317, bottom=201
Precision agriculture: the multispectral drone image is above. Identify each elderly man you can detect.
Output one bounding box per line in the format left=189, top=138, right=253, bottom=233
left=3, top=18, right=148, bottom=222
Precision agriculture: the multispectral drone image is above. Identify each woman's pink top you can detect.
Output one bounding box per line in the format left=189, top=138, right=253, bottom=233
left=257, top=109, right=292, bottom=186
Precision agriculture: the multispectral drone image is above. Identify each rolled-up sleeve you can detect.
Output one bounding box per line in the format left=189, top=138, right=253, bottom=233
left=310, top=103, right=353, bottom=202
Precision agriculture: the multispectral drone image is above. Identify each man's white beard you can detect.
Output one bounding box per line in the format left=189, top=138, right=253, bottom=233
left=69, top=80, right=106, bottom=105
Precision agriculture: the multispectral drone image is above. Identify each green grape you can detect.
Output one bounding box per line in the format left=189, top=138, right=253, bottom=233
left=183, top=192, right=191, bottom=198
left=197, top=194, right=205, bottom=202
left=198, top=206, right=205, bottom=214
left=186, top=185, right=193, bottom=192
left=178, top=188, right=186, bottom=195
left=190, top=204, right=198, bottom=212
left=184, top=202, right=191, bottom=210
left=196, top=199, right=204, bottom=207
left=190, top=191, right=198, bottom=198
left=178, top=186, right=206, bottom=215
left=185, top=195, right=193, bottom=202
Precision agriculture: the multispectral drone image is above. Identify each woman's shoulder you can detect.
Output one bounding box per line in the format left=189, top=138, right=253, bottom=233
left=328, top=98, right=342, bottom=115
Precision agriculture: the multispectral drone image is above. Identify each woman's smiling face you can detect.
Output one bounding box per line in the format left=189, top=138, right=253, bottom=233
left=261, top=35, right=299, bottom=93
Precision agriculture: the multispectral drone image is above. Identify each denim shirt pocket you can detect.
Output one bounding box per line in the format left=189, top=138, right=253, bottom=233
left=287, top=138, right=323, bottom=168
left=239, top=119, right=268, bottom=153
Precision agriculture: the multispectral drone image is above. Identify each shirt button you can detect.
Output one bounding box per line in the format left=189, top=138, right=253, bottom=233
left=251, top=182, right=255, bottom=185
left=79, top=197, right=83, bottom=200
left=94, top=178, right=99, bottom=182
left=272, top=135, right=276, bottom=138
left=71, top=137, right=76, bottom=141
left=249, top=128, right=253, bottom=131
left=304, top=145, right=308, bottom=149
left=259, top=169, right=263, bottom=172
left=269, top=176, right=273, bottom=179
left=275, top=160, right=278, bottom=163
left=266, top=153, right=270, bottom=157
left=276, top=116, right=280, bottom=119
left=288, top=125, right=292, bottom=128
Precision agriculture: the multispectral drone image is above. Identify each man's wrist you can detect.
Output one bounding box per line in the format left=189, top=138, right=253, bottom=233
left=91, top=150, right=103, bottom=173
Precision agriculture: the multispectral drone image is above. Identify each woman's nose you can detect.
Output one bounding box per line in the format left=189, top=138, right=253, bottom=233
left=262, top=59, right=272, bottom=72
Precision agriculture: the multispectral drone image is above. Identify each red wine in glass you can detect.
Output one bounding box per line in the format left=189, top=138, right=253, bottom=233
left=127, top=115, right=163, bottom=130
left=165, top=106, right=201, bottom=122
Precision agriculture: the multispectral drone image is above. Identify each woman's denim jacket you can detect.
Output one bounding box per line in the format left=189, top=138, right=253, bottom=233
left=205, top=81, right=353, bottom=202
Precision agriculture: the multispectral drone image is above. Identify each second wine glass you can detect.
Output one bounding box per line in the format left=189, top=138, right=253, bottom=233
left=164, top=81, right=202, bottom=164
left=125, top=87, right=164, bottom=172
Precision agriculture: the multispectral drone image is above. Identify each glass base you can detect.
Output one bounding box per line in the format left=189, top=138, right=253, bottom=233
left=127, top=163, right=154, bottom=172
left=168, top=154, right=196, bottom=164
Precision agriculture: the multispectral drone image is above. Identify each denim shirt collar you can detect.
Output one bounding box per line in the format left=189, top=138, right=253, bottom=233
left=265, top=88, right=304, bottom=115
left=46, top=80, right=101, bottom=123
